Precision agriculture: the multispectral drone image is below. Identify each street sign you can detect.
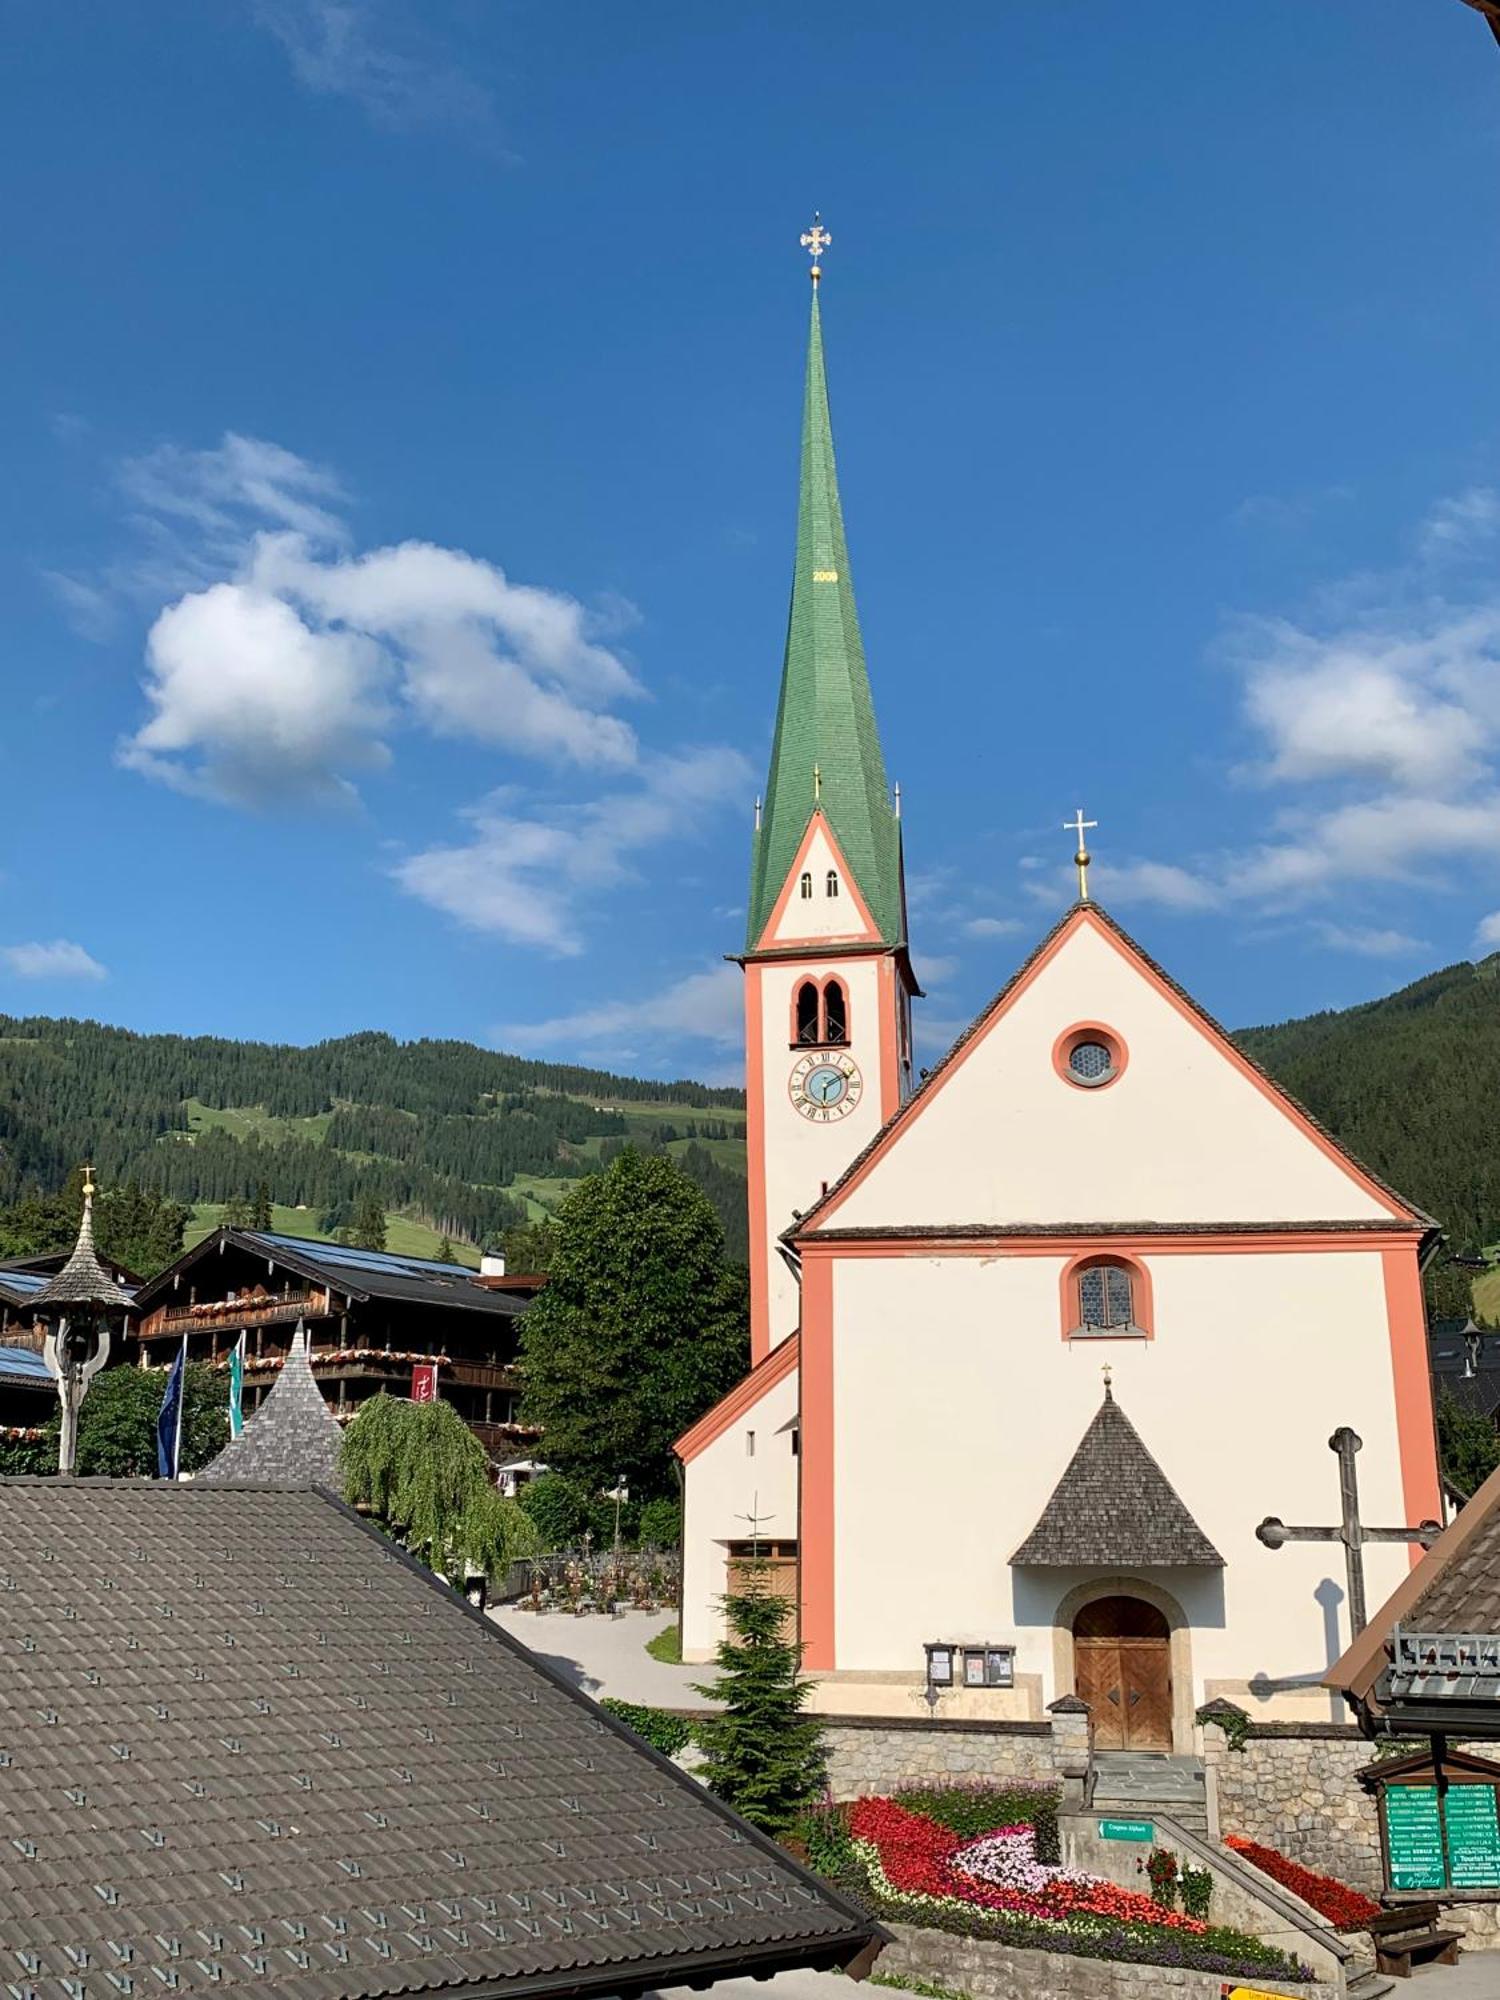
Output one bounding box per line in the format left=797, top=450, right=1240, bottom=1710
left=1098, top=1818, right=1154, bottom=1842
left=411, top=1363, right=439, bottom=1403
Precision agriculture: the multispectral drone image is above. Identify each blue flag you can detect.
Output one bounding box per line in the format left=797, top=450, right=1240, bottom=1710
left=156, top=1335, right=187, bottom=1480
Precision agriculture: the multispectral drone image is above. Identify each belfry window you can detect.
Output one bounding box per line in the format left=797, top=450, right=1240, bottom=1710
left=823, top=979, right=848, bottom=1045
left=795, top=981, right=821, bottom=1046
left=799, top=872, right=813, bottom=899
left=826, top=870, right=840, bottom=897
left=1077, top=1261, right=1136, bottom=1333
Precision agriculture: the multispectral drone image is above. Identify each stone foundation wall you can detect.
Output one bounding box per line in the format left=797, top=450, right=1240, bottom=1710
left=877, top=1920, right=1336, bottom=2000
left=1202, top=1722, right=1383, bottom=1892
left=820, top=1716, right=1055, bottom=1798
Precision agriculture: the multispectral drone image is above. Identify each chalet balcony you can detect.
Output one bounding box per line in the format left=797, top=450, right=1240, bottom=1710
left=245, top=1351, right=523, bottom=1399
left=139, top=1292, right=329, bottom=1339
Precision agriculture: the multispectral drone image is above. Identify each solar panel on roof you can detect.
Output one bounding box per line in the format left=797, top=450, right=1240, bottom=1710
left=254, top=1232, right=474, bottom=1278
left=0, top=1345, right=52, bottom=1378
left=0, top=1270, right=48, bottom=1295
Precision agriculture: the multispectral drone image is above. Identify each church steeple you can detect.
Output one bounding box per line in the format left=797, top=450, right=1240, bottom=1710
left=746, top=284, right=903, bottom=952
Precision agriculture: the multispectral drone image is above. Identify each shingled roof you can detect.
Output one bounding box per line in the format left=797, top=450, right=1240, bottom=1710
left=1011, top=1385, right=1223, bottom=1568
left=0, top=1480, right=879, bottom=2000
left=32, top=1185, right=133, bottom=1312
left=197, top=1322, right=343, bottom=1487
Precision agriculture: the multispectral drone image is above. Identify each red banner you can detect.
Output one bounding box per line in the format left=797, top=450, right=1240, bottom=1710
left=411, top=1363, right=439, bottom=1404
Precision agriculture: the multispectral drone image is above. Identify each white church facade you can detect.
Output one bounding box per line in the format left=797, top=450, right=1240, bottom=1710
left=677, top=256, right=1443, bottom=1743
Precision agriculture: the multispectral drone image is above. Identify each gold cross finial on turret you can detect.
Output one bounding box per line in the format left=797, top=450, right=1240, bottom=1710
left=81, top=1163, right=96, bottom=1200
left=800, top=212, right=831, bottom=286
left=1065, top=807, right=1098, bottom=903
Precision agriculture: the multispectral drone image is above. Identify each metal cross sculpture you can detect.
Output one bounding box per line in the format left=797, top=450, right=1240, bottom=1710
left=1256, top=1427, right=1442, bottom=1638
left=801, top=213, right=831, bottom=283
left=1065, top=808, right=1097, bottom=903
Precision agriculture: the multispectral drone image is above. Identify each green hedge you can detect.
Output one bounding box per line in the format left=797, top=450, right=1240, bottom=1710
left=599, top=1698, right=694, bottom=1757
left=893, top=1781, right=1062, bottom=1863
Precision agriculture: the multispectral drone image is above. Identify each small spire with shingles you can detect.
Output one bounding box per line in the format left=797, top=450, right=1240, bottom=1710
left=35, top=1170, right=133, bottom=1311
left=198, top=1321, right=344, bottom=1487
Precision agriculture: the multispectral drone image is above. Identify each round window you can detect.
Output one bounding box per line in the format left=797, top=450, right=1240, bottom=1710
left=1069, top=1039, right=1113, bottom=1083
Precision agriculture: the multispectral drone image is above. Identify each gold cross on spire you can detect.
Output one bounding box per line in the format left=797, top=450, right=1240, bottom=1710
left=813, top=762, right=823, bottom=802
left=1064, top=807, right=1098, bottom=903
left=81, top=1162, right=96, bottom=1199
left=800, top=212, right=831, bottom=286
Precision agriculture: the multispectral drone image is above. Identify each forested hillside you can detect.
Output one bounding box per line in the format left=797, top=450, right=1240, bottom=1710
left=0, top=1018, right=748, bottom=1262
left=1236, top=953, right=1500, bottom=1252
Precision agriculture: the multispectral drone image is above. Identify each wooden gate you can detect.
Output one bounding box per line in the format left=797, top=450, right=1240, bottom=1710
left=1073, top=1595, right=1173, bottom=1751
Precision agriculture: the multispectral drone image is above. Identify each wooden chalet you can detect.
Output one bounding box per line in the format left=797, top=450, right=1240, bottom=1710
left=128, top=1229, right=544, bottom=1457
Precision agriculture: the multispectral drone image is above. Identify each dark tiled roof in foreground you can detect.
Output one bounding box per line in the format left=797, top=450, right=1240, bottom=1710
left=1011, top=1387, right=1223, bottom=1569
left=197, top=1323, right=343, bottom=1487
left=0, top=1484, right=874, bottom=2000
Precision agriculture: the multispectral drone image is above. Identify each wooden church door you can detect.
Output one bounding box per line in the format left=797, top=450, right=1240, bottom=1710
left=1073, top=1596, right=1173, bottom=1751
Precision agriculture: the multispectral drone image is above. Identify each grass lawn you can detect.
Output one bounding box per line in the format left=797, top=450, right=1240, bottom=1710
left=645, top=1622, right=682, bottom=1664
left=1473, top=1265, right=1500, bottom=1323
left=182, top=1201, right=479, bottom=1265
left=184, top=1098, right=333, bottom=1146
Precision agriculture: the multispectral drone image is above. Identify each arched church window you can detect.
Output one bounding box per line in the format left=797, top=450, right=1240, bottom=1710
left=1077, top=1260, right=1136, bottom=1333
left=823, top=979, right=848, bottom=1045
left=826, top=870, right=840, bottom=897
left=799, top=872, right=813, bottom=899
left=795, top=981, right=821, bottom=1046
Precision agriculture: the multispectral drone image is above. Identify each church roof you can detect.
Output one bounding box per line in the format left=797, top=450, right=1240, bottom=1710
left=746, top=287, right=903, bottom=952
left=197, top=1321, right=344, bottom=1487
left=1011, top=1384, right=1223, bottom=1568
left=0, top=1479, right=878, bottom=2000
left=32, top=1186, right=134, bottom=1312
left=790, top=900, right=1431, bottom=1241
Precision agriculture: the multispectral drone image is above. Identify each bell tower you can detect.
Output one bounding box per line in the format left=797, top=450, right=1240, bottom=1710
left=741, top=225, right=918, bottom=1362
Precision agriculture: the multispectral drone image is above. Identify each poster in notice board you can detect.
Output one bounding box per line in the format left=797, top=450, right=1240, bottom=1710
left=1446, top=1785, right=1500, bottom=1891
left=1385, top=1784, right=1446, bottom=1892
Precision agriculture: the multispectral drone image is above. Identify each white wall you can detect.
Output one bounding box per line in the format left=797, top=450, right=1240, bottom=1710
left=681, top=1363, right=800, bottom=1659
left=826, top=918, right=1398, bottom=1229
left=766, top=822, right=876, bottom=945
left=756, top=955, right=887, bottom=1347
left=826, top=1245, right=1414, bottom=1711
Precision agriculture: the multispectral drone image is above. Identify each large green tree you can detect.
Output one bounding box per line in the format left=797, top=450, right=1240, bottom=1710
left=0, top=1174, right=187, bottom=1279
left=1, top=1362, right=229, bottom=1478
left=518, top=1150, right=747, bottom=1501
left=1436, top=1387, right=1500, bottom=1500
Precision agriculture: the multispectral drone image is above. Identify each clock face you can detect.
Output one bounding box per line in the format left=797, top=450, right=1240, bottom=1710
left=789, top=1050, right=863, bottom=1121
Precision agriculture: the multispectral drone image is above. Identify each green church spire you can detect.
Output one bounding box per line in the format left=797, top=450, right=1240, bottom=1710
left=746, top=279, right=903, bottom=952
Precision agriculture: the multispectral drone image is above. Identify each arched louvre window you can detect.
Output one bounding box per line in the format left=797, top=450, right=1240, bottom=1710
left=795, top=981, right=821, bottom=1046
left=826, top=870, right=839, bottom=897
left=799, top=872, right=813, bottom=899
left=823, top=979, right=848, bottom=1045
left=1079, top=1262, right=1134, bottom=1331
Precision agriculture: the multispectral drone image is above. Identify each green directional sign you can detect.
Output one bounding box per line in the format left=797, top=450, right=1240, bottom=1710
left=1385, top=1784, right=1446, bottom=1891
left=1098, top=1818, right=1154, bottom=1842
left=1446, top=1785, right=1500, bottom=1890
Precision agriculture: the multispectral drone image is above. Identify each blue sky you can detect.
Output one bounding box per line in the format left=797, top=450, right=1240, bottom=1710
left=3, top=2, right=1499, bottom=1083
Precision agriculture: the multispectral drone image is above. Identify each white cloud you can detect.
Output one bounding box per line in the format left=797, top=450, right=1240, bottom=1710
left=1314, top=923, right=1430, bottom=959
left=392, top=746, right=754, bottom=955
left=500, top=963, right=743, bottom=1057
left=1475, top=912, right=1500, bottom=951
left=1, top=940, right=107, bottom=981
left=111, top=435, right=647, bottom=804
left=1420, top=486, right=1500, bottom=559
left=251, top=0, right=499, bottom=139
left=961, top=915, right=1023, bottom=940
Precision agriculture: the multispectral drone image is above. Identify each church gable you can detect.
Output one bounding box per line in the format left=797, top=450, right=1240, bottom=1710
left=803, top=906, right=1418, bottom=1233
left=759, top=813, right=883, bottom=949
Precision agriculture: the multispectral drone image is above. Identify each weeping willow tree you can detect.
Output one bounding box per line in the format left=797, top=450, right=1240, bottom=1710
left=339, top=1393, right=540, bottom=1581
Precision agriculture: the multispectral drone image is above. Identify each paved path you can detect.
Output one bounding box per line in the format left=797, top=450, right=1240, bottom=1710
left=643, top=1974, right=845, bottom=2000
left=1408, top=1953, right=1499, bottom=1995
left=491, top=1604, right=718, bottom=1708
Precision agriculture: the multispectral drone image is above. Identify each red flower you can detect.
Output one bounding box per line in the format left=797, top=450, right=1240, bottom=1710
left=1224, top=1835, right=1380, bottom=1930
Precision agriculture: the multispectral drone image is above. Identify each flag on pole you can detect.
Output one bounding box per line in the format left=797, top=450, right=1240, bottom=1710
left=156, top=1335, right=187, bottom=1480
left=228, top=1331, right=246, bottom=1440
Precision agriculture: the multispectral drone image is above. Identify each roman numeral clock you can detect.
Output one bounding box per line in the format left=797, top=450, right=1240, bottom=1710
left=789, top=1050, right=863, bottom=1122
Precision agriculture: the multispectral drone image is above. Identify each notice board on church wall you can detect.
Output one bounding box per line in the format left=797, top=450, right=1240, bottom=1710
left=1366, top=1748, right=1500, bottom=1896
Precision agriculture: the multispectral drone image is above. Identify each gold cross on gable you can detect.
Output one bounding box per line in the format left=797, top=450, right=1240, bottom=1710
left=1065, top=807, right=1098, bottom=903
left=81, top=1162, right=96, bottom=1198
left=800, top=213, right=831, bottom=283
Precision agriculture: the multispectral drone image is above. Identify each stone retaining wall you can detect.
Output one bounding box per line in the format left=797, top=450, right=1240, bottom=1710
left=877, top=1920, right=1336, bottom=2000
left=819, top=1715, right=1055, bottom=1798
left=1201, top=1720, right=1382, bottom=1892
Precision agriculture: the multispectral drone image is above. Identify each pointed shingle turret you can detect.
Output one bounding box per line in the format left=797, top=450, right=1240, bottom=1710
left=198, top=1322, right=343, bottom=1487
left=1011, top=1382, right=1223, bottom=1568
left=747, top=285, right=903, bottom=951
left=34, top=1174, right=133, bottom=1312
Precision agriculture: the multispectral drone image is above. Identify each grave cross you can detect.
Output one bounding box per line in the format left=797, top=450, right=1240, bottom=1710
left=1255, top=1426, right=1441, bottom=1638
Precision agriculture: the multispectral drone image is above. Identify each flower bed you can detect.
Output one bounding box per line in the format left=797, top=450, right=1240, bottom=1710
left=1224, top=1835, right=1381, bottom=1932
left=803, top=1793, right=1312, bottom=1984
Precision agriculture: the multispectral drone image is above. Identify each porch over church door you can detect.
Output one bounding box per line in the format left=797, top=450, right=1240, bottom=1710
left=1072, top=1596, right=1172, bottom=1751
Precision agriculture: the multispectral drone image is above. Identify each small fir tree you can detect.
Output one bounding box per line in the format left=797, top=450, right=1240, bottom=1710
left=219, top=1194, right=252, bottom=1230
left=693, top=1562, right=826, bottom=1834
left=250, top=1180, right=274, bottom=1230
left=436, top=1234, right=456, bottom=1264
left=351, top=1193, right=387, bottom=1251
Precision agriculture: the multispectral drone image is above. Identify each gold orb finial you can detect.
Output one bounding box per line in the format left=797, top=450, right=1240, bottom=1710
left=800, top=212, right=831, bottom=286
left=1064, top=807, right=1098, bottom=903
left=81, top=1162, right=96, bottom=1200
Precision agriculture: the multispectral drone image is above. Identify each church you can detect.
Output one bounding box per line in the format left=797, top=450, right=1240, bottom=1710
left=677, top=236, right=1443, bottom=1745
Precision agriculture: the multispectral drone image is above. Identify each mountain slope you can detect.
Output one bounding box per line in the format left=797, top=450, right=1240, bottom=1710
left=0, top=1019, right=748, bottom=1260
left=1236, top=954, right=1500, bottom=1250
